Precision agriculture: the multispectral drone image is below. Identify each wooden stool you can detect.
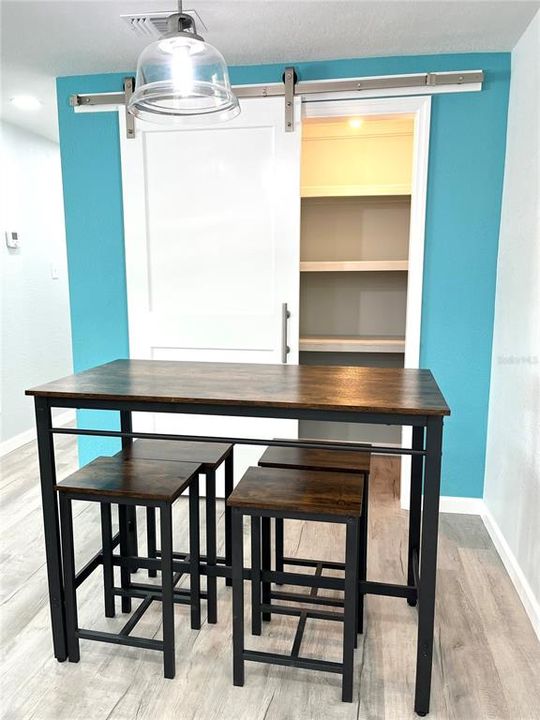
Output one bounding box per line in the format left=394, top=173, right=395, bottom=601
left=227, top=466, right=365, bottom=702
left=56, top=455, right=202, bottom=678
left=118, top=439, right=234, bottom=622
left=259, top=443, right=371, bottom=631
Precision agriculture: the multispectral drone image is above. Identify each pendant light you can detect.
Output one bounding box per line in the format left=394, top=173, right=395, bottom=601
left=128, top=3, right=240, bottom=124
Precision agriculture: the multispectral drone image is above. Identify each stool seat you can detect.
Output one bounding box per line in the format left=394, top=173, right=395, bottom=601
left=117, top=439, right=233, bottom=470
left=227, top=466, right=364, bottom=517
left=259, top=443, right=371, bottom=475
left=55, top=456, right=202, bottom=502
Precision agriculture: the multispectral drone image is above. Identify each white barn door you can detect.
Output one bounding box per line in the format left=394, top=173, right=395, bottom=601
left=119, top=97, right=302, bottom=489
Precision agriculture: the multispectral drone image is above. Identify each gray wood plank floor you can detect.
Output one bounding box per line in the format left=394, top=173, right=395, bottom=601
left=1, top=438, right=539, bottom=720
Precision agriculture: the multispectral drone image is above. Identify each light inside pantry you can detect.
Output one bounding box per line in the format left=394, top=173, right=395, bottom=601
left=301, top=114, right=415, bottom=197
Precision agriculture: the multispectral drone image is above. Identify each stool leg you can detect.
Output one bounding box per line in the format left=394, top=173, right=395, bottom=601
left=250, top=516, right=262, bottom=636
left=160, top=504, right=175, bottom=679
left=100, top=503, right=115, bottom=618
left=261, top=517, right=271, bottom=622
left=146, top=507, right=157, bottom=578
left=224, top=451, right=234, bottom=587
left=357, top=473, right=369, bottom=635
left=189, top=475, right=201, bottom=630
left=205, top=471, right=218, bottom=624
left=59, top=495, right=80, bottom=663
left=275, top=517, right=284, bottom=579
left=342, top=518, right=359, bottom=703
left=127, top=506, right=139, bottom=573
left=118, top=505, right=132, bottom=613
left=232, top=508, right=245, bottom=686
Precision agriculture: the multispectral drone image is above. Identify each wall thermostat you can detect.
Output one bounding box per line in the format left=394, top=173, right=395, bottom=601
left=5, top=231, right=20, bottom=249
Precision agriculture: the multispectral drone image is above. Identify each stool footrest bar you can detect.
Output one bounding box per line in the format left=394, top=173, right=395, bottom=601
left=78, top=629, right=163, bottom=651
left=261, top=603, right=344, bottom=622
left=282, top=556, right=345, bottom=571
left=261, top=569, right=345, bottom=590
left=113, top=554, right=161, bottom=571
left=243, top=650, right=343, bottom=674
left=75, top=532, right=120, bottom=588
left=161, top=551, right=228, bottom=566
left=119, top=596, right=154, bottom=636
left=113, top=586, right=206, bottom=604
left=360, top=580, right=417, bottom=600
left=127, top=581, right=203, bottom=599
left=270, top=590, right=344, bottom=607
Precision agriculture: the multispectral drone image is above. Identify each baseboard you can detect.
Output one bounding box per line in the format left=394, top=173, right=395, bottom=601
left=439, top=496, right=485, bottom=514
left=481, top=505, right=540, bottom=641
left=401, top=494, right=484, bottom=513
left=0, top=410, right=75, bottom=457
left=401, top=492, right=540, bottom=640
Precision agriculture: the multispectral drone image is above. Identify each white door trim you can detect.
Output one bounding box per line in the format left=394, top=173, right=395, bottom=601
left=303, top=95, right=431, bottom=510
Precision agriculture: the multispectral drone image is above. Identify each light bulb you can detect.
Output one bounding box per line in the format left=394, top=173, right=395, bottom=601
left=349, top=118, right=362, bottom=129
left=170, top=44, right=194, bottom=96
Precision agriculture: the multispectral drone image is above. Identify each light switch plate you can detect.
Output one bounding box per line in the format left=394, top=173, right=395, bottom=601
left=5, top=231, right=19, bottom=249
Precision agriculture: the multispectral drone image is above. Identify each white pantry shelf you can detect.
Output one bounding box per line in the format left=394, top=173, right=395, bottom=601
left=300, top=260, right=408, bottom=272
left=300, top=185, right=412, bottom=198
left=300, top=335, right=406, bottom=353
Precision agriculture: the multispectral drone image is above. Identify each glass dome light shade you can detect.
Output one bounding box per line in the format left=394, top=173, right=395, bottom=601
left=128, top=13, right=240, bottom=125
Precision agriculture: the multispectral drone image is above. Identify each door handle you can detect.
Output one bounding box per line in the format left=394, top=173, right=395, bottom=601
left=281, top=302, right=291, bottom=364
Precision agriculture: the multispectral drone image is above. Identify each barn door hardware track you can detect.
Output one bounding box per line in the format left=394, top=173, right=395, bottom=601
left=70, top=68, right=484, bottom=138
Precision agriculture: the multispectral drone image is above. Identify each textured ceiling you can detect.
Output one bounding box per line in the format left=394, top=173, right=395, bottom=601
left=1, top=0, right=539, bottom=142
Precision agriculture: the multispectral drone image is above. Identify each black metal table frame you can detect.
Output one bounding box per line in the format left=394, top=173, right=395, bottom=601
left=34, top=395, right=442, bottom=717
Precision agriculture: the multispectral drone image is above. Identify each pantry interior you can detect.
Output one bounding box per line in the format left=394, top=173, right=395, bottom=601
left=298, top=113, right=415, bottom=447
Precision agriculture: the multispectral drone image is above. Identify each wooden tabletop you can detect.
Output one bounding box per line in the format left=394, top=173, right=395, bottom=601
left=26, top=359, right=450, bottom=416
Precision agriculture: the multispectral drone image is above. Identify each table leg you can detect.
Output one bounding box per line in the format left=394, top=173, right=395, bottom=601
left=34, top=397, right=67, bottom=661
left=120, top=411, right=138, bottom=565
left=407, top=426, right=424, bottom=605
left=414, top=416, right=443, bottom=717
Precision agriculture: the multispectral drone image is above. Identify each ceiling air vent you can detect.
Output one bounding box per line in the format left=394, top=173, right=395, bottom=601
left=121, top=9, right=206, bottom=38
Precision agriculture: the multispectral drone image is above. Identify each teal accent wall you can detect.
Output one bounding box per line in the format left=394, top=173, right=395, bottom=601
left=57, top=53, right=510, bottom=495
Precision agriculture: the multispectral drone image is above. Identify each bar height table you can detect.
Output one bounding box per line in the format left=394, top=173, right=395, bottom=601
left=27, top=359, right=450, bottom=716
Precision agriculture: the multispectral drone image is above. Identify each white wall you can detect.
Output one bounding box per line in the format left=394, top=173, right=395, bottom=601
left=0, top=121, right=73, bottom=451
left=484, top=12, right=540, bottom=639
